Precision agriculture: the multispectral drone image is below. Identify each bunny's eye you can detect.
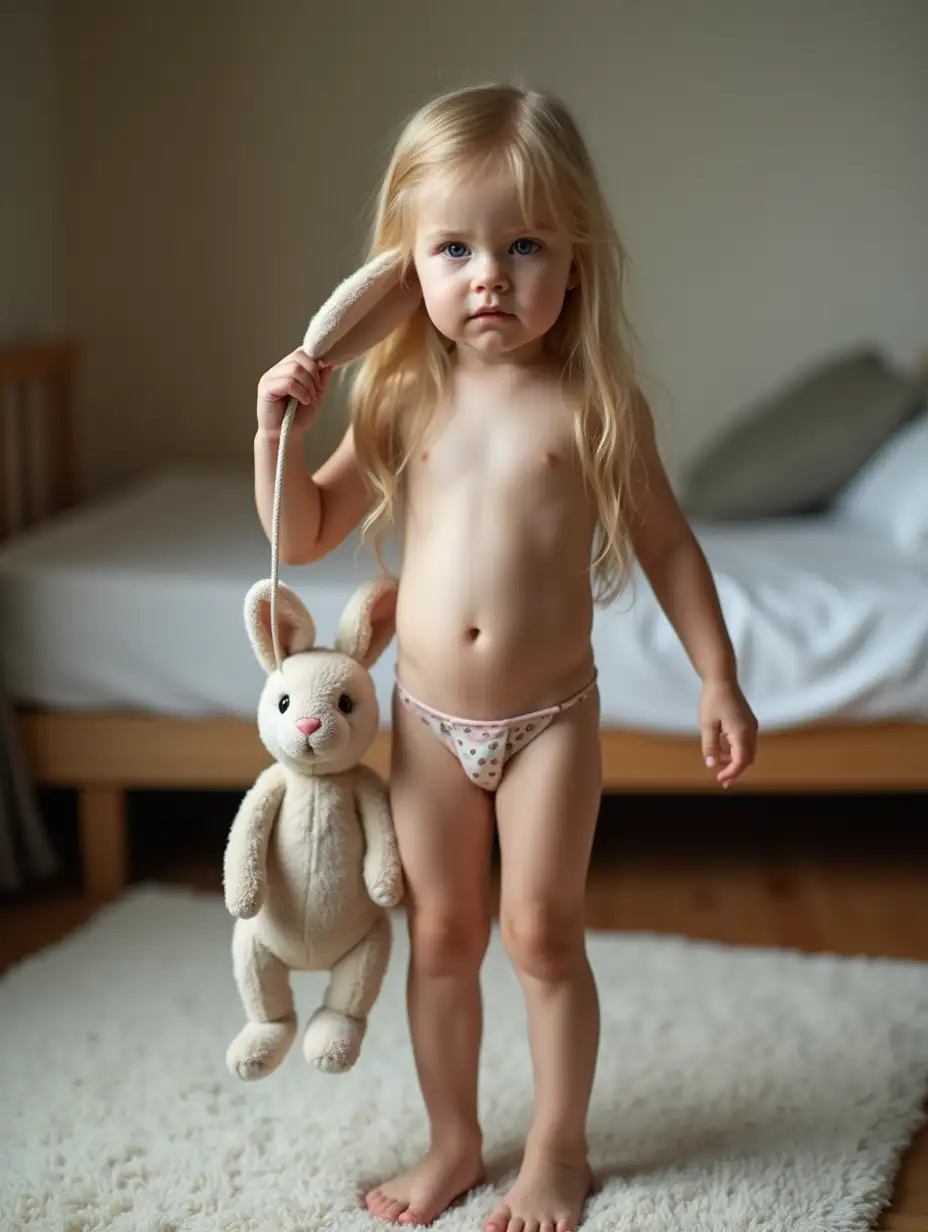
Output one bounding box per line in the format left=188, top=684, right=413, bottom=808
left=337, top=694, right=354, bottom=715
left=278, top=694, right=290, bottom=714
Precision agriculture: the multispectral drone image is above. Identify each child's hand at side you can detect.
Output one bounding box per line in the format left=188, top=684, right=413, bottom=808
left=256, top=349, right=331, bottom=439
left=699, top=679, right=758, bottom=787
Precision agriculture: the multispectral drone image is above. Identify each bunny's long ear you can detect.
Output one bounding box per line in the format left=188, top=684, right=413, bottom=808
left=336, top=574, right=398, bottom=670
left=301, top=248, right=422, bottom=368
left=245, top=580, right=316, bottom=673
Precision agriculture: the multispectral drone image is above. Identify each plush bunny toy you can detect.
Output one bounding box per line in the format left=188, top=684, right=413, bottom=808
left=223, top=246, right=420, bottom=1081
left=223, top=573, right=402, bottom=1079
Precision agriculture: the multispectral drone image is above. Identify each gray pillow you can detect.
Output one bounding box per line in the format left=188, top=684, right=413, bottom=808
left=678, top=349, right=925, bottom=520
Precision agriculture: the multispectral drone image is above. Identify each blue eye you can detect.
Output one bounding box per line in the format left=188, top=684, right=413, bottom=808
left=442, top=242, right=469, bottom=259
left=512, top=238, right=540, bottom=256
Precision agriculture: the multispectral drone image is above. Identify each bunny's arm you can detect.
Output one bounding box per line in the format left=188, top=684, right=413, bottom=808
left=223, top=763, right=287, bottom=919
left=354, top=764, right=404, bottom=908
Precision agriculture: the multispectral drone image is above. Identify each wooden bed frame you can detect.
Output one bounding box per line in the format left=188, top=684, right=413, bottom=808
left=3, top=342, right=927, bottom=901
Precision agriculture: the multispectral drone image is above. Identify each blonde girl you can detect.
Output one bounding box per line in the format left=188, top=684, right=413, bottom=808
left=254, top=83, right=757, bottom=1232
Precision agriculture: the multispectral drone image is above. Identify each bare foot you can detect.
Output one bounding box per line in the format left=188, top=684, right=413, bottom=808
left=482, top=1147, right=595, bottom=1232
left=365, top=1139, right=486, bottom=1226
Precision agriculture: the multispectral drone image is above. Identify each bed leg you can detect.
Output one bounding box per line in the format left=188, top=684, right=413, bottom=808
left=77, top=786, right=128, bottom=899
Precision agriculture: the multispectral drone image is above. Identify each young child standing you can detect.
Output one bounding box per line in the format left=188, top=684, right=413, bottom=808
left=254, top=83, right=758, bottom=1232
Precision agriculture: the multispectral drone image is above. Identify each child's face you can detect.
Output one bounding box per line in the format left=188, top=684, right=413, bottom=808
left=411, top=169, right=577, bottom=362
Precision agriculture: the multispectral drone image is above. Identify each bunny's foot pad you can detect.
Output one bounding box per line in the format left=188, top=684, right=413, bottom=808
left=303, top=1007, right=366, bottom=1074
left=226, top=1016, right=297, bottom=1081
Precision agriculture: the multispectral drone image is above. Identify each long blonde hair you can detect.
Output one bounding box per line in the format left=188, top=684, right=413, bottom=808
left=350, top=82, right=641, bottom=605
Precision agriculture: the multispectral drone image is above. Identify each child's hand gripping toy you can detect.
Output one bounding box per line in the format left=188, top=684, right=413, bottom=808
left=223, top=251, right=421, bottom=1079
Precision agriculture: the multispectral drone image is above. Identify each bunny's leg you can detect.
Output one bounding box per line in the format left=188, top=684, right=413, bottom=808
left=227, top=920, right=297, bottom=1081
left=303, top=912, right=392, bottom=1074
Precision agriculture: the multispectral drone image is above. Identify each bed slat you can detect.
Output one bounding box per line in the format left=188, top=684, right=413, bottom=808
left=0, top=341, right=78, bottom=542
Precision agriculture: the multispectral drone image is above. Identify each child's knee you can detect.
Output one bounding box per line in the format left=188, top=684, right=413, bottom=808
left=501, top=901, right=584, bottom=981
left=409, top=906, right=490, bottom=976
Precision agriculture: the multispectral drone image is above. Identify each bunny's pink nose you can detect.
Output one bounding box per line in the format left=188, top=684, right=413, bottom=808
left=296, top=718, right=321, bottom=736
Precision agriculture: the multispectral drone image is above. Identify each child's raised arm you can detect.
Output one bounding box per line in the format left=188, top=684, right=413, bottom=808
left=254, top=349, right=371, bottom=564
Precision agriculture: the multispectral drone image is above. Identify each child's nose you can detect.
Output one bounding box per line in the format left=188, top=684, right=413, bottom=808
left=473, top=261, right=508, bottom=292
left=296, top=718, right=321, bottom=735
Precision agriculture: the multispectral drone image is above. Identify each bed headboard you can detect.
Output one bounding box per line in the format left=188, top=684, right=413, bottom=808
left=0, top=340, right=79, bottom=543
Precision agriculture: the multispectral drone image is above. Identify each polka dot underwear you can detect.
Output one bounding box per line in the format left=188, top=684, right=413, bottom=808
left=396, top=673, right=598, bottom=792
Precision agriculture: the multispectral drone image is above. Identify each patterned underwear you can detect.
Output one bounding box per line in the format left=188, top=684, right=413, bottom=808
left=395, top=673, right=598, bottom=792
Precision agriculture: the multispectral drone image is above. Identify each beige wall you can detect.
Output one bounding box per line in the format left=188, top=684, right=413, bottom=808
left=30, top=1, right=928, bottom=493
left=0, top=0, right=62, bottom=341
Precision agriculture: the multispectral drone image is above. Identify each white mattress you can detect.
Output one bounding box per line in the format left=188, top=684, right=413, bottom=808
left=2, top=467, right=928, bottom=734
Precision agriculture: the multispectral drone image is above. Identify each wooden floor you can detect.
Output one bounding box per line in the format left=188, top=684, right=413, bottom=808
left=2, top=791, right=927, bottom=1229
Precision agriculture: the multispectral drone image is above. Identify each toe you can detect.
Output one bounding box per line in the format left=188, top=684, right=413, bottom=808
left=482, top=1210, right=509, bottom=1232
left=555, top=1220, right=573, bottom=1232
left=365, top=1190, right=408, bottom=1223
left=398, top=1206, right=432, bottom=1227
left=368, top=1191, right=392, bottom=1218
left=540, top=1222, right=556, bottom=1232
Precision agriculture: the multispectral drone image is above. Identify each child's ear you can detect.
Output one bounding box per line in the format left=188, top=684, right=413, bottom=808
left=566, top=260, right=580, bottom=291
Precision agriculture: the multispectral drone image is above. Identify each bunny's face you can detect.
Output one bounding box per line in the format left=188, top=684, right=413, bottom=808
left=244, top=575, right=398, bottom=777
left=258, top=650, right=379, bottom=772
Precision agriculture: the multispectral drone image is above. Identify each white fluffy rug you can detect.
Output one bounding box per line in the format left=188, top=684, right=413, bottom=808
left=3, top=884, right=928, bottom=1232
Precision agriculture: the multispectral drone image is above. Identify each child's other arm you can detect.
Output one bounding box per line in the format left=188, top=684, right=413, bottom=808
left=626, top=390, right=758, bottom=782
left=626, top=390, right=736, bottom=684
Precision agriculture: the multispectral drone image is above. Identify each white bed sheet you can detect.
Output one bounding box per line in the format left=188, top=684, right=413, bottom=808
left=1, top=467, right=927, bottom=734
